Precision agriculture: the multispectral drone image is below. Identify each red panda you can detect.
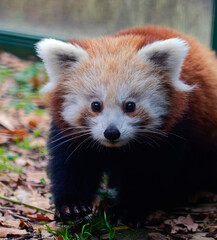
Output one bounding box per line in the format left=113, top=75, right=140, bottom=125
left=36, top=26, right=217, bottom=223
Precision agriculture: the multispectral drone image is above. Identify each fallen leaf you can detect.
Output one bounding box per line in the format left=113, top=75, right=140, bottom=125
left=0, top=227, right=27, bottom=237
left=27, top=213, right=51, bottom=221
left=15, top=205, right=36, bottom=215
left=174, top=214, right=198, bottom=232
left=0, top=114, right=14, bottom=130
left=4, top=210, right=15, bottom=220
left=164, top=214, right=198, bottom=234
left=25, top=170, right=49, bottom=184
left=0, top=128, right=28, bottom=141
left=0, top=219, right=20, bottom=228
left=19, top=219, right=34, bottom=232
left=57, top=236, right=64, bottom=240
left=28, top=120, right=38, bottom=128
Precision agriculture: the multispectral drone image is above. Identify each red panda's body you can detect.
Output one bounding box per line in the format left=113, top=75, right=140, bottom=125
left=37, top=26, right=217, bottom=223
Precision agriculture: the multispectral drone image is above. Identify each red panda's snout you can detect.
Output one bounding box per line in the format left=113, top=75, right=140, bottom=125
left=104, top=125, right=121, bottom=142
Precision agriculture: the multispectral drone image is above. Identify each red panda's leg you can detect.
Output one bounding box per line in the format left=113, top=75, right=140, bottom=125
left=48, top=122, right=103, bottom=222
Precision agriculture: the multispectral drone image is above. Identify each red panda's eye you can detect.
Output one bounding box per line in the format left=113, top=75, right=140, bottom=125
left=125, top=101, right=136, bottom=113
left=91, top=101, right=102, bottom=112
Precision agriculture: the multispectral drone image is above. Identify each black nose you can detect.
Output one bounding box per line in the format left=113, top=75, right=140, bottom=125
left=104, top=125, right=120, bottom=141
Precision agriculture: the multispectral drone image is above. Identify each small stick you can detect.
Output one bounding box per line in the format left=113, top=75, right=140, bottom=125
left=0, top=209, right=30, bottom=221
left=0, top=195, right=54, bottom=214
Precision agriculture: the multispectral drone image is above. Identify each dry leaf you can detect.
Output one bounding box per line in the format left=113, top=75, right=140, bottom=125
left=164, top=214, right=198, bottom=234
left=27, top=213, right=51, bottom=221
left=19, top=219, right=34, bottom=232
left=0, top=128, right=28, bottom=140
left=26, top=171, right=49, bottom=184
left=16, top=205, right=36, bottom=215
left=0, top=227, right=27, bottom=237
left=174, top=215, right=198, bottom=232
left=57, top=236, right=64, bottom=240
left=0, top=219, right=20, bottom=228
left=0, top=114, right=14, bottom=130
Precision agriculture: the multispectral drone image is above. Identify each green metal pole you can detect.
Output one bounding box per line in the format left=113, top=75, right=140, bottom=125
left=212, top=0, right=217, bottom=52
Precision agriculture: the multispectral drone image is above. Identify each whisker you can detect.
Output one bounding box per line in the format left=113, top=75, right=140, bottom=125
left=135, top=135, right=155, bottom=149
left=49, top=132, right=91, bottom=151
left=65, top=136, right=92, bottom=164
left=49, top=126, right=91, bottom=141
left=49, top=129, right=91, bottom=144
left=136, top=129, right=168, bottom=138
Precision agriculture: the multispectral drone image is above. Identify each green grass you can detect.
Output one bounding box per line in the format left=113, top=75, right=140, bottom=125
left=15, top=137, right=36, bottom=150
left=0, top=147, right=21, bottom=173
left=5, top=62, right=48, bottom=114
left=44, top=211, right=116, bottom=240
left=0, top=66, right=13, bottom=83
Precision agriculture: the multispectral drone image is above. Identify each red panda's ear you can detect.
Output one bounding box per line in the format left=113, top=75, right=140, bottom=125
left=137, top=38, right=195, bottom=92
left=36, top=39, right=88, bottom=93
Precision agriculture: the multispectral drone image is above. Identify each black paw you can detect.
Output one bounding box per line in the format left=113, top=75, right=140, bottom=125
left=55, top=203, right=92, bottom=223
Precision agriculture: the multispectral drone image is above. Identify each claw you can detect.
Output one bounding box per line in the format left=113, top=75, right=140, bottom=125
left=73, top=205, right=80, bottom=215
left=81, top=205, right=88, bottom=213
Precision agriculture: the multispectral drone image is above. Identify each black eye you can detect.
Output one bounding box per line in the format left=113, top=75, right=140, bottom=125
left=91, top=101, right=102, bottom=112
left=124, top=101, right=136, bottom=113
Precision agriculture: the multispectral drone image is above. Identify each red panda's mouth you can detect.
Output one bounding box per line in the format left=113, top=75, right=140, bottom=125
left=100, top=139, right=127, bottom=148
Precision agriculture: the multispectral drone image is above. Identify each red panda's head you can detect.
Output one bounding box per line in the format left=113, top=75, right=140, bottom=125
left=36, top=35, right=194, bottom=147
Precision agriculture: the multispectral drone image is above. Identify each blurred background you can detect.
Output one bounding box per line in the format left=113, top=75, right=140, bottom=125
left=0, top=0, right=215, bottom=59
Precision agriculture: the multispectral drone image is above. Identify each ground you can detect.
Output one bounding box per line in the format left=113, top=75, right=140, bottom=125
left=0, top=52, right=217, bottom=240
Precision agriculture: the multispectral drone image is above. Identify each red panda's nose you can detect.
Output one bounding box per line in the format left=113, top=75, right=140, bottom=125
left=104, top=125, right=120, bottom=141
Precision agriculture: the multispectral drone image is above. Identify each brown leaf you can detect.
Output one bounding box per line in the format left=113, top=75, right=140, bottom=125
left=27, top=213, right=52, bottom=221
left=0, top=114, right=14, bottom=130
left=174, top=214, right=198, bottom=232
left=164, top=214, right=198, bottom=234
left=0, top=128, right=28, bottom=141
left=25, top=170, right=49, bottom=184
left=57, top=236, right=64, bottom=240
left=16, top=205, right=36, bottom=215
left=0, top=219, right=20, bottom=228
left=4, top=210, right=15, bottom=220
left=28, top=120, right=38, bottom=128
left=19, top=219, right=34, bottom=232
left=0, top=227, right=27, bottom=237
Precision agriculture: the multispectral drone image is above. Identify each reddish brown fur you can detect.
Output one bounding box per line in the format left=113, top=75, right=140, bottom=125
left=51, top=26, right=217, bottom=147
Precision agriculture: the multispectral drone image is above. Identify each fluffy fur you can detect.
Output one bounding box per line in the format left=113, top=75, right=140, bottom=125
left=36, top=26, right=217, bottom=223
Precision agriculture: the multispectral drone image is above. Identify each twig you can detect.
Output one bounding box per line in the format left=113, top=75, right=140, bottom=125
left=0, top=195, right=54, bottom=214
left=0, top=208, right=30, bottom=221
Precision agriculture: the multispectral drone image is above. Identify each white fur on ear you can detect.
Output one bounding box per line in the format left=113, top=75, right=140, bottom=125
left=137, top=38, right=194, bottom=91
left=36, top=39, right=88, bottom=92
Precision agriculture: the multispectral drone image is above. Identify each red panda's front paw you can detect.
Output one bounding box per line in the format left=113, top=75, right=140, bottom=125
left=55, top=203, right=92, bottom=223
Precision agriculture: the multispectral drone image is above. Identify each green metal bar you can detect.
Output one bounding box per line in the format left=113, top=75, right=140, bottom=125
left=212, top=0, right=217, bottom=52
left=0, top=30, right=45, bottom=59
